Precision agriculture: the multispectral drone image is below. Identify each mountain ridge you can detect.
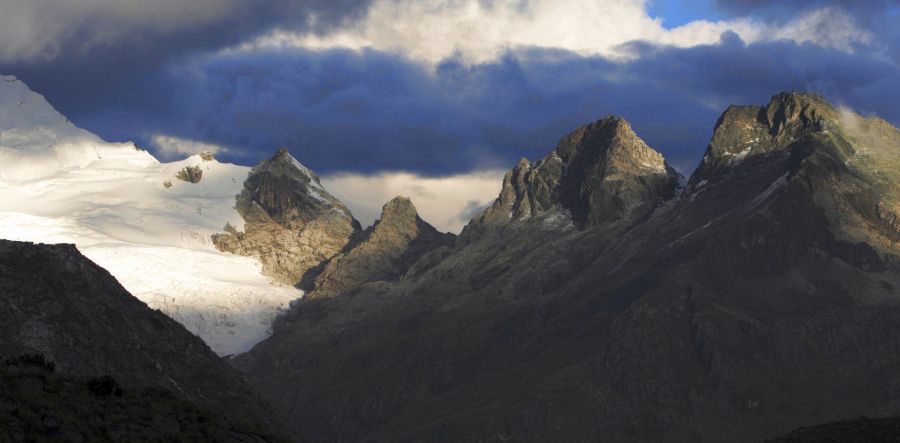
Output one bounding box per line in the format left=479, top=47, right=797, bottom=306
left=237, top=91, right=900, bottom=442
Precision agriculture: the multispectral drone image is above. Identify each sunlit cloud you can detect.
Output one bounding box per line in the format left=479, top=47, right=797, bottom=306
left=321, top=169, right=506, bottom=233
left=232, top=0, right=873, bottom=64
left=150, top=134, right=229, bottom=160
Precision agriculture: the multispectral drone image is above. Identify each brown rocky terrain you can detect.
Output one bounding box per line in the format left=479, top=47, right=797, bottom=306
left=235, top=92, right=900, bottom=442
left=213, top=148, right=360, bottom=285
left=303, top=196, right=454, bottom=298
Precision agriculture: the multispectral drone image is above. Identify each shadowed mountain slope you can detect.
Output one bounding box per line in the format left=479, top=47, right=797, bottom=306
left=237, top=93, right=899, bottom=442
left=0, top=240, right=294, bottom=441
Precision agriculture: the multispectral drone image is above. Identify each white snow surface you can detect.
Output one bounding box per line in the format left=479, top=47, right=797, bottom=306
left=0, top=76, right=302, bottom=356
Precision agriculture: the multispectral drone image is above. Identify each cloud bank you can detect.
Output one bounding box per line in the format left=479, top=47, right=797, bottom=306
left=239, top=0, right=874, bottom=63
left=0, top=0, right=896, bottom=195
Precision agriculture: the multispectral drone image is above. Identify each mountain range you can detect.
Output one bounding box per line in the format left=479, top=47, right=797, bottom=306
left=236, top=91, right=900, bottom=441
left=0, top=75, right=898, bottom=442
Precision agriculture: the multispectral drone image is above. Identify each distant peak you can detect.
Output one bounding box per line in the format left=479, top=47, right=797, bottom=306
left=377, top=196, right=420, bottom=226
left=384, top=195, right=415, bottom=211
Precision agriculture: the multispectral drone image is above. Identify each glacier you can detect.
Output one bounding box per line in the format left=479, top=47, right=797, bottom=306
left=0, top=75, right=302, bottom=356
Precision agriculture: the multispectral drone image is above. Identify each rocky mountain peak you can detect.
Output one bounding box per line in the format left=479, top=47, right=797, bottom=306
left=259, top=147, right=325, bottom=191
left=764, top=91, right=835, bottom=137
left=303, top=195, right=454, bottom=298
left=465, top=116, right=680, bottom=235
left=212, top=148, right=360, bottom=285
left=555, top=115, right=670, bottom=182
left=378, top=196, right=419, bottom=227
left=690, top=91, right=838, bottom=186
left=239, top=148, right=349, bottom=228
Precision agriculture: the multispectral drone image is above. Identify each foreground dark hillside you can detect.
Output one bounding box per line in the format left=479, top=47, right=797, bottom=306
left=0, top=240, right=294, bottom=441
left=770, top=417, right=900, bottom=442
left=236, top=93, right=900, bottom=442
left=0, top=354, right=281, bottom=442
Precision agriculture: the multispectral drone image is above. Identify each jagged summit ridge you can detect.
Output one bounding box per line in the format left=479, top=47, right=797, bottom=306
left=238, top=93, right=900, bottom=442
left=304, top=195, right=454, bottom=298
left=466, top=115, right=681, bottom=234
left=690, top=91, right=839, bottom=186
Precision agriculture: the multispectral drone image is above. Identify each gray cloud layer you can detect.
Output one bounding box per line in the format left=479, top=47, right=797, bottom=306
left=44, top=32, right=896, bottom=177
left=0, top=0, right=896, bottom=179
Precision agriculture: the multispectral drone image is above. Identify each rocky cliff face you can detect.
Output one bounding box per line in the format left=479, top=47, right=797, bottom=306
left=236, top=94, right=900, bottom=442
left=689, top=92, right=837, bottom=187
left=0, top=240, right=293, bottom=441
left=465, top=116, right=682, bottom=238
left=303, top=196, right=455, bottom=298
left=213, top=148, right=360, bottom=285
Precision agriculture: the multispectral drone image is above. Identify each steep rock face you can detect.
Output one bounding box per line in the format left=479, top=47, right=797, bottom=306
left=213, top=148, right=360, bottom=285
left=689, top=92, right=837, bottom=187
left=466, top=116, right=681, bottom=237
left=0, top=240, right=292, bottom=440
left=303, top=196, right=455, bottom=298
left=238, top=95, right=900, bottom=442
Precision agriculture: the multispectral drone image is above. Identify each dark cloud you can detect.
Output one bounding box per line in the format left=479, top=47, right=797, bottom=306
left=0, top=0, right=372, bottom=116
left=714, top=0, right=895, bottom=16
left=1, top=0, right=896, bottom=177
left=45, top=31, right=896, bottom=178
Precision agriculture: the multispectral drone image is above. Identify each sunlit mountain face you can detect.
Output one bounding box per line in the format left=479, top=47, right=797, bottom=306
left=0, top=1, right=898, bottom=442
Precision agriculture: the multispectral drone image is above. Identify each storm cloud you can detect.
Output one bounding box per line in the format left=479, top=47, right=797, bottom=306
left=0, top=0, right=896, bottom=182
left=45, top=32, right=898, bottom=178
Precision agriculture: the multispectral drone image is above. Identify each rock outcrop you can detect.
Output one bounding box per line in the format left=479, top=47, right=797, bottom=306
left=237, top=95, right=900, bottom=442
left=465, top=116, right=682, bottom=237
left=0, top=240, right=293, bottom=441
left=175, top=165, right=203, bottom=183
left=213, top=148, right=360, bottom=285
left=303, top=196, right=455, bottom=298
left=689, top=92, right=837, bottom=187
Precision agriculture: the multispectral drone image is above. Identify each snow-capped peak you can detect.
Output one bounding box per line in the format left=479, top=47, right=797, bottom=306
left=0, top=77, right=302, bottom=356
left=0, top=75, right=155, bottom=181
